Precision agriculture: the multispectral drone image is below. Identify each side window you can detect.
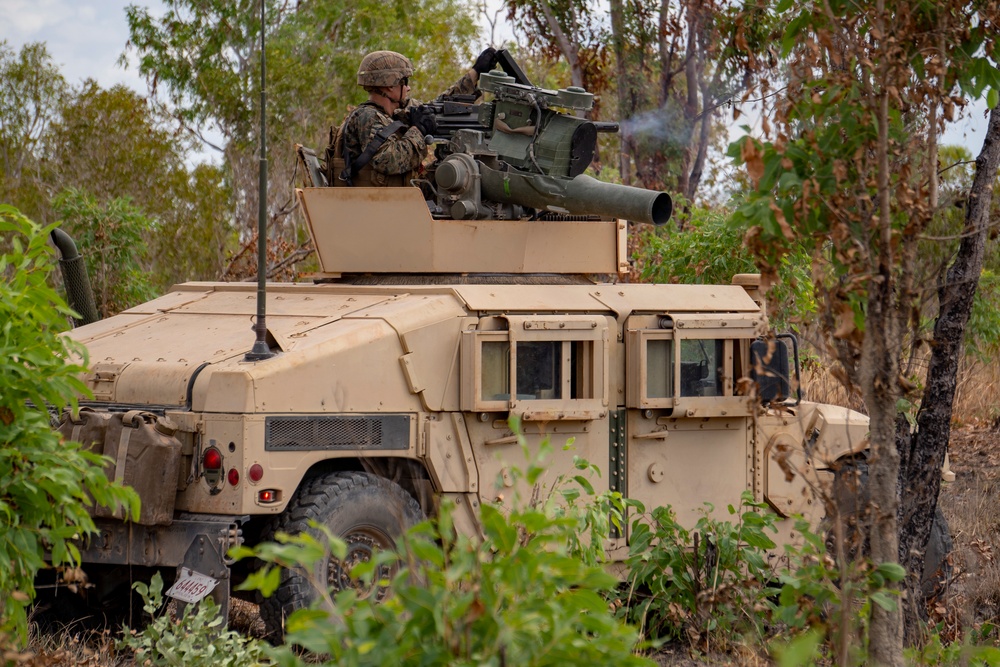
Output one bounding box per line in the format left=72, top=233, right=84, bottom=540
left=628, top=315, right=760, bottom=413
left=646, top=338, right=673, bottom=398
left=628, top=325, right=737, bottom=408
left=517, top=341, right=560, bottom=399
left=679, top=339, right=724, bottom=397
left=516, top=340, right=597, bottom=400
left=462, top=317, right=608, bottom=414
left=481, top=340, right=511, bottom=401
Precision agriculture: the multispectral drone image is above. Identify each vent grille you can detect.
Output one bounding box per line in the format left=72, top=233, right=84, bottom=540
left=265, top=415, right=409, bottom=451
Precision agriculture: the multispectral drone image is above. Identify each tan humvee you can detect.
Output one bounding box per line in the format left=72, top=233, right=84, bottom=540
left=57, top=185, right=868, bottom=636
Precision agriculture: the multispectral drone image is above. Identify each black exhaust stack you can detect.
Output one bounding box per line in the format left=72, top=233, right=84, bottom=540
left=50, top=228, right=100, bottom=327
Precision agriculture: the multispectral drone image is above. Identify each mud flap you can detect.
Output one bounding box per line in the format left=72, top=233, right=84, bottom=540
left=77, top=515, right=246, bottom=623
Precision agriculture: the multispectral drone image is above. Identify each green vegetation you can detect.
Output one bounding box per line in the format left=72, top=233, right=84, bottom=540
left=216, top=437, right=914, bottom=666
left=634, top=206, right=816, bottom=331
left=0, top=41, right=232, bottom=305
left=622, top=494, right=778, bottom=650
left=0, top=206, right=138, bottom=643
left=121, top=573, right=270, bottom=667
left=53, top=189, right=158, bottom=318
left=236, top=437, right=652, bottom=666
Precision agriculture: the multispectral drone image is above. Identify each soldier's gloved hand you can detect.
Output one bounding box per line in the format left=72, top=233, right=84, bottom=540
left=410, top=105, right=437, bottom=137
left=473, top=47, right=499, bottom=74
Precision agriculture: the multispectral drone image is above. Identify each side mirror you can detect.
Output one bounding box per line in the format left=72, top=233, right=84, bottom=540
left=750, top=334, right=801, bottom=405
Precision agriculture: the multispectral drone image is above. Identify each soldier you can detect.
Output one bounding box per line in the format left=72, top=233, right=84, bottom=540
left=329, top=48, right=499, bottom=187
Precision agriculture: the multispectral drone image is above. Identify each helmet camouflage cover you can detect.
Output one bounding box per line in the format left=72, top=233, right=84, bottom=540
left=357, top=51, right=414, bottom=88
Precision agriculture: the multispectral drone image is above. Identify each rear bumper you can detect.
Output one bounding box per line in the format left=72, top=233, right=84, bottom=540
left=77, top=513, right=246, bottom=581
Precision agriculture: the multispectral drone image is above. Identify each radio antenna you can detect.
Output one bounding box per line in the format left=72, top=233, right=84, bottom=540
left=245, top=0, right=274, bottom=361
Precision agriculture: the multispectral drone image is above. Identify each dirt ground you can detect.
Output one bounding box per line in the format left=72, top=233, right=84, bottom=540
left=932, top=420, right=1000, bottom=642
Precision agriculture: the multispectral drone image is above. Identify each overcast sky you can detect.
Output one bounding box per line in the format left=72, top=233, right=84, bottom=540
left=1, top=0, right=160, bottom=92
left=0, top=0, right=990, bottom=157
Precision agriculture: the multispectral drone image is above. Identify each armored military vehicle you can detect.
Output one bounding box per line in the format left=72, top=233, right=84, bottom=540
left=50, top=63, right=874, bottom=638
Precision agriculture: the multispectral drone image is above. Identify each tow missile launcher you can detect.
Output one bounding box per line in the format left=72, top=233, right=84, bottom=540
left=425, top=69, right=672, bottom=225
left=308, top=52, right=673, bottom=226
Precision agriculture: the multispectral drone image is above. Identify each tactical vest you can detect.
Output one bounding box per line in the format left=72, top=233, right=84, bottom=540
left=324, top=106, right=414, bottom=187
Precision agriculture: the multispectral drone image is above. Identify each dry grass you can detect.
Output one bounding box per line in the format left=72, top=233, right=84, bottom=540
left=953, top=357, right=1000, bottom=427
left=802, top=350, right=1000, bottom=427
left=229, top=598, right=266, bottom=639
left=11, top=622, right=129, bottom=667
left=801, top=360, right=867, bottom=413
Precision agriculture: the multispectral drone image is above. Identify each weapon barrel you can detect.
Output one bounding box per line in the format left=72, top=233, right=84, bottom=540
left=479, top=167, right=673, bottom=226
left=564, top=175, right=672, bottom=225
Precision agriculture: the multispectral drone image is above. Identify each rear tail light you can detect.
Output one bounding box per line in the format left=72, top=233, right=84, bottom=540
left=227, top=468, right=240, bottom=486
left=203, top=447, right=223, bottom=470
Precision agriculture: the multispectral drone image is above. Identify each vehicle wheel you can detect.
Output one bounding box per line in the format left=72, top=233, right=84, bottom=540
left=257, top=471, right=423, bottom=642
left=827, top=457, right=871, bottom=561
left=827, top=458, right=951, bottom=597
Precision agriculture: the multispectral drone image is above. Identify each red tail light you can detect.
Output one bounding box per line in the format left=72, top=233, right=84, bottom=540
left=203, top=447, right=223, bottom=470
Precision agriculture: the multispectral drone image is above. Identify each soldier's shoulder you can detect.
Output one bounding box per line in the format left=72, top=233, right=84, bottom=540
left=348, top=103, right=392, bottom=127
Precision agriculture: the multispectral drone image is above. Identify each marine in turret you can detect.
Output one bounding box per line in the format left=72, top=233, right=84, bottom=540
left=326, top=48, right=499, bottom=187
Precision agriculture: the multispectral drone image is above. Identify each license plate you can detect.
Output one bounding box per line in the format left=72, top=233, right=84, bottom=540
left=166, top=568, right=219, bottom=604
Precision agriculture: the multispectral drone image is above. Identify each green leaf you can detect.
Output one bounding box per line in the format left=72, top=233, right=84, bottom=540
left=870, top=590, right=899, bottom=612
left=874, top=561, right=906, bottom=582
left=777, top=629, right=823, bottom=667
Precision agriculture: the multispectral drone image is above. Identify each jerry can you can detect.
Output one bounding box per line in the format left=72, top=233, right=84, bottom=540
left=57, top=406, right=114, bottom=454
left=94, top=410, right=182, bottom=526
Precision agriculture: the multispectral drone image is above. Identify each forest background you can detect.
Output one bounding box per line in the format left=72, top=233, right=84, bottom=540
left=3, top=0, right=1000, bottom=664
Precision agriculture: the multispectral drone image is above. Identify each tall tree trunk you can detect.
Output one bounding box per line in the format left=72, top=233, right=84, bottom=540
left=536, top=1, right=584, bottom=89
left=897, top=103, right=1000, bottom=636
left=866, top=22, right=905, bottom=660
left=684, top=70, right=712, bottom=203
left=609, top=0, right=633, bottom=185
left=862, top=276, right=905, bottom=667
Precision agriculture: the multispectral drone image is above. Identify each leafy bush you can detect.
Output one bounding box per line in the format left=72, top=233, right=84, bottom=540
left=0, top=204, right=138, bottom=642
left=620, top=493, right=920, bottom=664
left=621, top=491, right=778, bottom=650
left=53, top=188, right=157, bottom=318
left=769, top=516, right=907, bottom=666
left=905, top=622, right=1000, bottom=666
left=120, top=572, right=271, bottom=666
left=635, top=206, right=815, bottom=331
left=237, top=436, right=654, bottom=667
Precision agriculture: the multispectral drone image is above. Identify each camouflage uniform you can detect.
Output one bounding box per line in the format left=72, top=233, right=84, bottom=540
left=340, top=72, right=479, bottom=180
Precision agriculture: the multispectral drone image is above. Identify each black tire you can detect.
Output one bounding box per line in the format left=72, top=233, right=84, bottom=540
left=920, top=505, right=953, bottom=598
left=257, top=471, right=423, bottom=641
left=827, top=457, right=871, bottom=561
left=827, top=458, right=951, bottom=598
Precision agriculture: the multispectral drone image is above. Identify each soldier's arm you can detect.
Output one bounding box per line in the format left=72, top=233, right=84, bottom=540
left=369, top=124, right=427, bottom=176
left=439, top=48, right=497, bottom=99
left=438, top=70, right=479, bottom=99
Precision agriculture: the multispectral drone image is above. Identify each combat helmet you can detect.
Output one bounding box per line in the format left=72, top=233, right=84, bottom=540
left=357, top=51, right=414, bottom=88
